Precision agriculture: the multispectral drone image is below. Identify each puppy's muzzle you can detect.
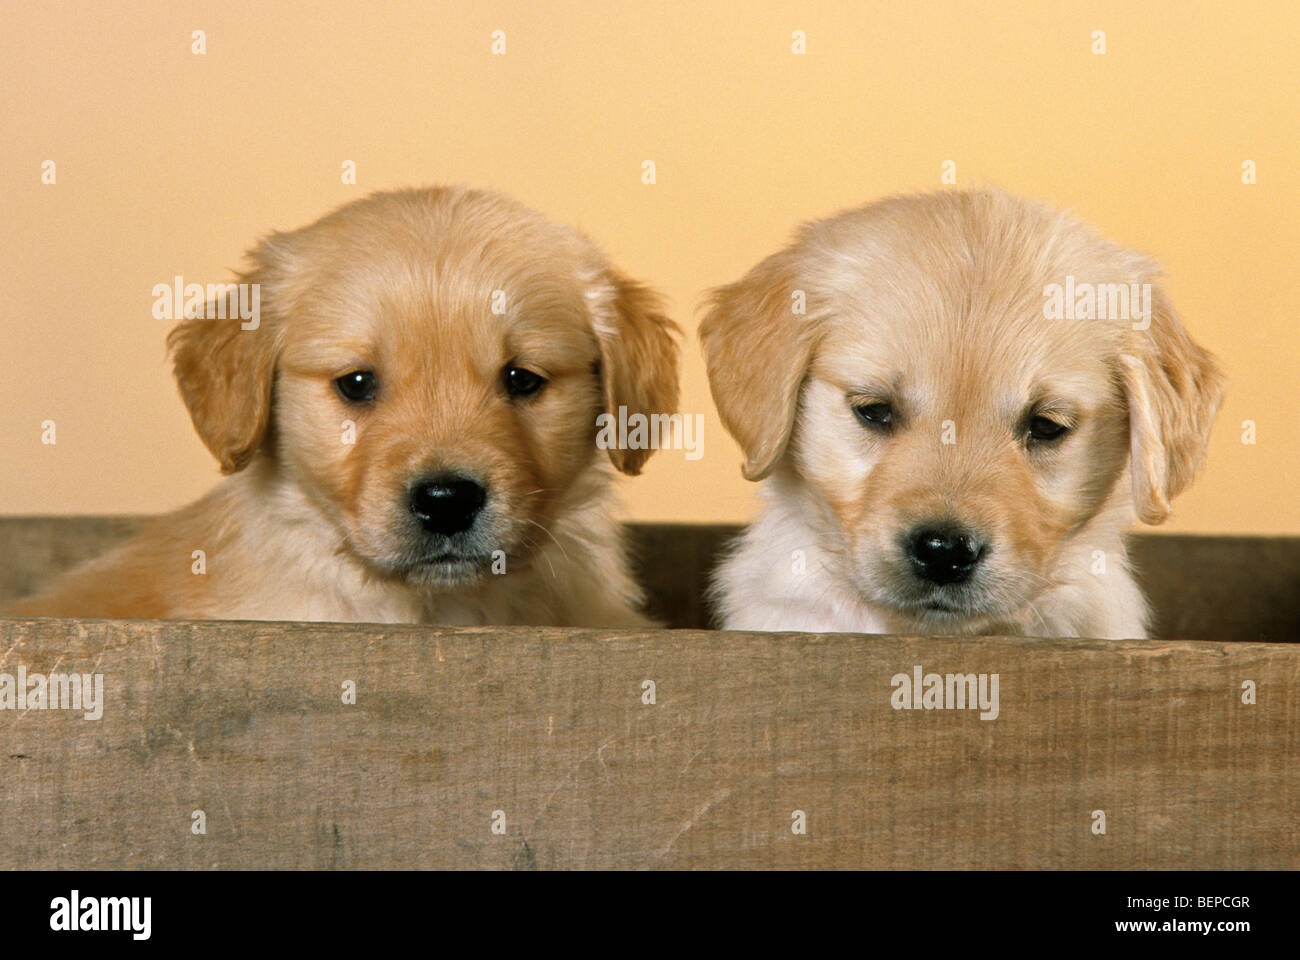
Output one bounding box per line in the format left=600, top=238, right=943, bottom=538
left=905, top=525, right=987, bottom=586
left=409, top=474, right=487, bottom=536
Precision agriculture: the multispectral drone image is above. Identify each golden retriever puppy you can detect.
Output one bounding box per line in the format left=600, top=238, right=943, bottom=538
left=701, top=189, right=1223, bottom=639
left=11, top=187, right=678, bottom=625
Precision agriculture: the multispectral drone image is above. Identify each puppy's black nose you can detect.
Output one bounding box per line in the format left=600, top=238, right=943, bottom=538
left=409, top=475, right=486, bottom=536
left=907, top=526, right=986, bottom=585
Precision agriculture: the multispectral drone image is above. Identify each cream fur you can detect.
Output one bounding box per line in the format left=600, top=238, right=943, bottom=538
left=701, top=189, right=1223, bottom=639
left=11, top=457, right=648, bottom=626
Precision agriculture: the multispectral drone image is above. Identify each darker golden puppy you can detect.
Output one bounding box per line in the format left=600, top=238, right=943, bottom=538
left=12, top=187, right=678, bottom=624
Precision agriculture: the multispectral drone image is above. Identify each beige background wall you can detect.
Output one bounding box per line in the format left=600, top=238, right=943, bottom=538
left=2, top=0, right=1296, bottom=532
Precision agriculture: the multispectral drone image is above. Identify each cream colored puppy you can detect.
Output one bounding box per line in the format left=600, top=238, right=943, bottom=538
left=701, top=189, right=1223, bottom=639
left=11, top=187, right=678, bottom=625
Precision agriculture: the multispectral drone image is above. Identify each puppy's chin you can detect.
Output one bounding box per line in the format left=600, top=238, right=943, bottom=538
left=355, top=538, right=519, bottom=590
left=890, top=600, right=1010, bottom=636
left=343, top=511, right=531, bottom=590
left=854, top=566, right=1029, bottom=636
left=396, top=554, right=494, bottom=589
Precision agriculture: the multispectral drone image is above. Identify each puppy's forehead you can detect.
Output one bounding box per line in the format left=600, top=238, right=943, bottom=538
left=279, top=192, right=604, bottom=363
left=806, top=191, right=1145, bottom=402
left=283, top=263, right=597, bottom=371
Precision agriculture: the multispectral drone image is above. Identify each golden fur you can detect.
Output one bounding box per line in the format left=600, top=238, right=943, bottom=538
left=11, top=187, right=678, bottom=624
left=701, top=189, right=1223, bottom=638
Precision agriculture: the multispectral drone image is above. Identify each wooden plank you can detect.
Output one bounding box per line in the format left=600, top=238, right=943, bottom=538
left=1126, top=534, right=1300, bottom=644
left=0, top=516, right=146, bottom=608
left=2, top=617, right=1295, bottom=869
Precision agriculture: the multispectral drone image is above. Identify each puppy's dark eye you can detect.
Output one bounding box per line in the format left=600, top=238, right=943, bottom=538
left=504, top=365, right=547, bottom=398
left=1028, top=416, right=1069, bottom=443
left=334, top=370, right=377, bottom=403
left=852, top=401, right=894, bottom=430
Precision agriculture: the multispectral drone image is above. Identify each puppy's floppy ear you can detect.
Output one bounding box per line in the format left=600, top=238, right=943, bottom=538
left=593, top=271, right=681, bottom=475
left=166, top=242, right=287, bottom=474
left=699, top=249, right=820, bottom=481
left=1118, top=287, right=1225, bottom=524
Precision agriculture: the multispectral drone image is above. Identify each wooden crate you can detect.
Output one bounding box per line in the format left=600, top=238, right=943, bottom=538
left=1, top=517, right=1297, bottom=869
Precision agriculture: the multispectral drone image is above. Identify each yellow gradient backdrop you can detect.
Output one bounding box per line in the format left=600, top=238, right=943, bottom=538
left=2, top=1, right=1296, bottom=532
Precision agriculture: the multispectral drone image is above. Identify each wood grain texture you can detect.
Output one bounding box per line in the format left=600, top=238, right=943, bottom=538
left=1, top=617, right=1295, bottom=869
